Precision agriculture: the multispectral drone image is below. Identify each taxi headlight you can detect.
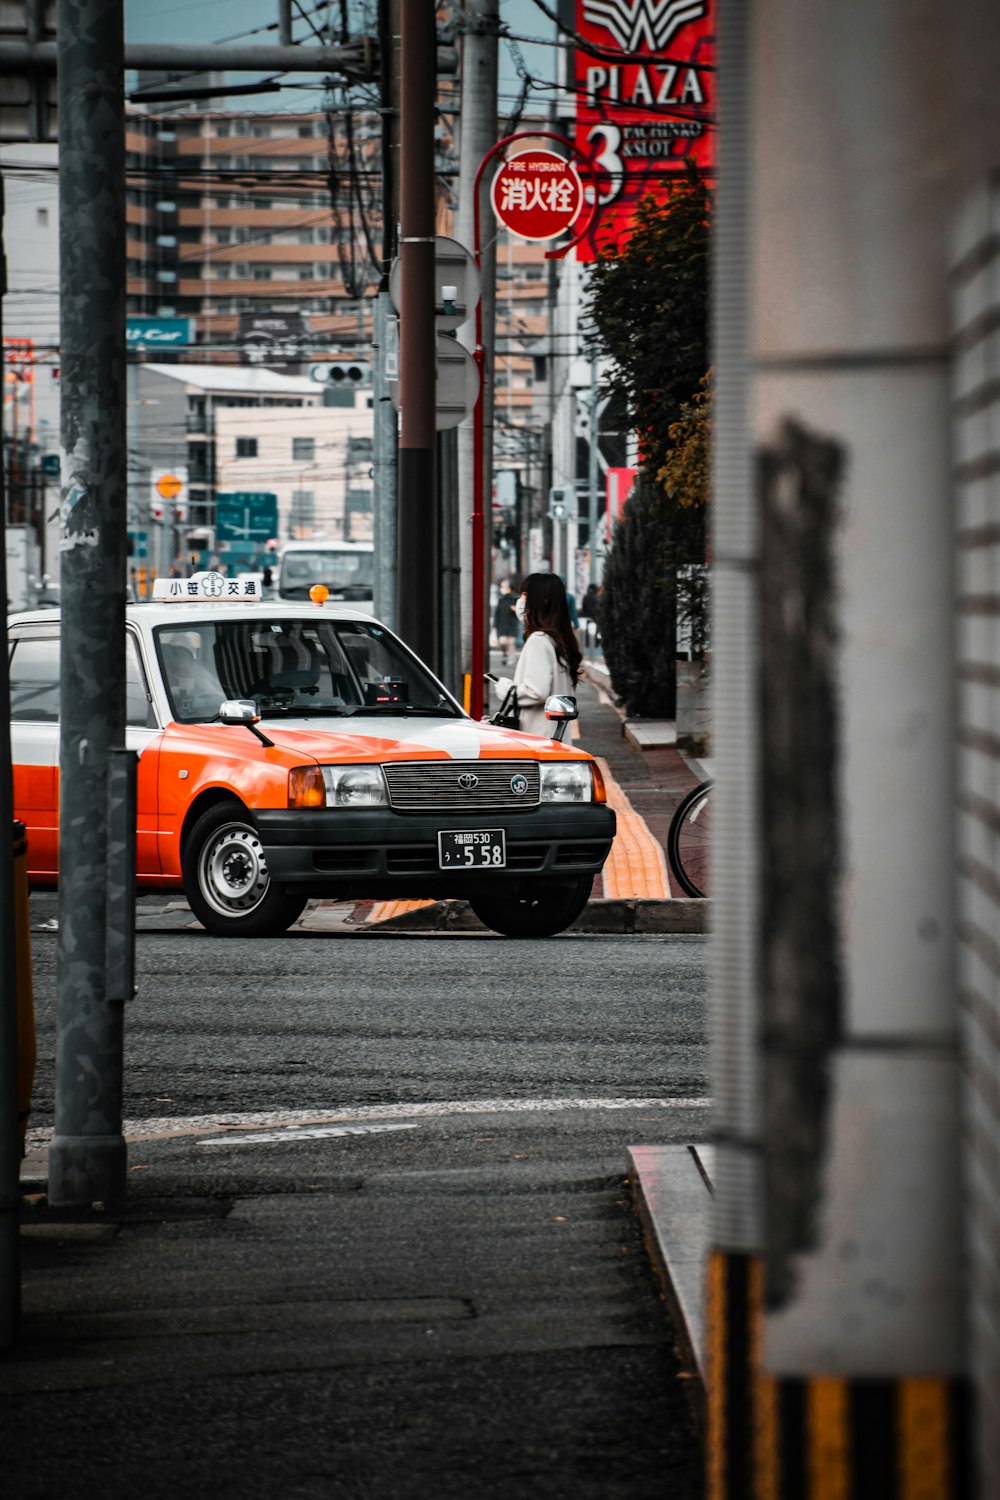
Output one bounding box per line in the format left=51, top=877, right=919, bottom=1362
left=321, top=764, right=388, bottom=807
left=539, top=762, right=593, bottom=803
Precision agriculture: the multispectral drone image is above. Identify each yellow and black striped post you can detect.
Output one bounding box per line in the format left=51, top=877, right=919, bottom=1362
left=707, top=1249, right=972, bottom=1498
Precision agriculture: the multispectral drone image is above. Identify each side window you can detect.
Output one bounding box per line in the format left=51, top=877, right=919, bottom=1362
left=10, top=637, right=60, bottom=722
left=127, top=635, right=157, bottom=728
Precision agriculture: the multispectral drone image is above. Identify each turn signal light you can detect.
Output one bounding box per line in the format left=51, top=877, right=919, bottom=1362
left=310, top=583, right=329, bottom=606
left=288, top=765, right=326, bottom=808
left=591, top=761, right=607, bottom=805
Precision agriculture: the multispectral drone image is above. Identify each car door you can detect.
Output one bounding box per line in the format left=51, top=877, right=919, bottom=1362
left=9, top=623, right=164, bottom=881
left=125, top=629, right=164, bottom=875
left=9, top=628, right=60, bottom=878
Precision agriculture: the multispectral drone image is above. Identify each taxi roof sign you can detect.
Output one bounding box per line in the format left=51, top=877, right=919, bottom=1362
left=152, top=572, right=260, bottom=602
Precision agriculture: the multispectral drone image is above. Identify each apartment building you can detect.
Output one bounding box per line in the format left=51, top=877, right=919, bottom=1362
left=124, top=105, right=379, bottom=358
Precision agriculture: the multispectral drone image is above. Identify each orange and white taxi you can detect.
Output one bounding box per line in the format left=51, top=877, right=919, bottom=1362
left=8, top=575, right=616, bottom=938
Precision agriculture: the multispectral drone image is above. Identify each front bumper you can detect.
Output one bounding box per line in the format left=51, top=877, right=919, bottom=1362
left=255, top=803, right=617, bottom=900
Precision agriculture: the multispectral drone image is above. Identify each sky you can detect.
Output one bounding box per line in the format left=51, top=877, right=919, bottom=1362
left=123, top=0, right=560, bottom=116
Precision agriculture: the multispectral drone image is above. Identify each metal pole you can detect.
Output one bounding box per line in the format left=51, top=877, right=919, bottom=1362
left=48, top=0, right=128, bottom=1209
left=438, top=427, right=461, bottom=697
left=587, top=354, right=599, bottom=585
left=396, top=0, right=437, bottom=667
left=372, top=292, right=398, bottom=628
left=372, top=0, right=398, bottom=630
left=0, top=174, right=23, bottom=1346
left=0, top=40, right=375, bottom=74
left=455, top=0, right=498, bottom=712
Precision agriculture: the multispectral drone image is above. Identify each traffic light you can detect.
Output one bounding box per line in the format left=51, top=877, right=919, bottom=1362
left=310, top=361, right=371, bottom=386
left=548, top=485, right=577, bottom=523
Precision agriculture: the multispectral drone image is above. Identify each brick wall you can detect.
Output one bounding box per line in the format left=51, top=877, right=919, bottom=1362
left=953, top=176, right=1000, bottom=1496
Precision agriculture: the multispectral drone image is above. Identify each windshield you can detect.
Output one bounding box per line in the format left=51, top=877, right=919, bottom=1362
left=155, top=618, right=457, bottom=724
left=278, top=550, right=374, bottom=599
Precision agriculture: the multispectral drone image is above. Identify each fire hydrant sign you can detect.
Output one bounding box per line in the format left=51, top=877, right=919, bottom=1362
left=491, top=150, right=584, bottom=242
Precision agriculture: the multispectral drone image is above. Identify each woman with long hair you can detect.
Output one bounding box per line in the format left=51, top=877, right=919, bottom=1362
left=495, top=572, right=582, bottom=736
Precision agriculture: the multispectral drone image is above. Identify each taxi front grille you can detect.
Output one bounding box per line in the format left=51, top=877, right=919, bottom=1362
left=383, top=760, right=540, bottom=811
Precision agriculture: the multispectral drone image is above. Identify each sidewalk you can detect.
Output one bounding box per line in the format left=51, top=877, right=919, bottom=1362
left=12, top=1098, right=707, bottom=1499
left=577, top=660, right=714, bottom=1389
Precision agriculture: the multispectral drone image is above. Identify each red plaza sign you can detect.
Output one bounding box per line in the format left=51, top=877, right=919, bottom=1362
left=574, top=0, right=715, bottom=261
left=490, top=150, right=585, bottom=243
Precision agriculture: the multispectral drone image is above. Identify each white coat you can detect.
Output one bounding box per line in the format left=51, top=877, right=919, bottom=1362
left=508, top=630, right=573, bottom=737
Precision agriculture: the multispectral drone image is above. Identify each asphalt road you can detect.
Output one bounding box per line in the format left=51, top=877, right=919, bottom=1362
left=13, top=895, right=710, bottom=1500
left=26, top=891, right=709, bottom=1134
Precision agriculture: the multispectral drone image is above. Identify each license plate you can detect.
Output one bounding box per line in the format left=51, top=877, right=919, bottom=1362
left=438, top=829, right=506, bottom=870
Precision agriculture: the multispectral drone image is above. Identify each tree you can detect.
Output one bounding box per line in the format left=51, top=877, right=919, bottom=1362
left=587, top=168, right=711, bottom=715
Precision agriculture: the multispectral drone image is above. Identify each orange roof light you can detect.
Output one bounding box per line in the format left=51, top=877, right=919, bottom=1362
left=310, top=583, right=329, bottom=606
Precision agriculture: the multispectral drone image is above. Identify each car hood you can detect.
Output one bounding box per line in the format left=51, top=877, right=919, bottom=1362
left=257, top=714, right=588, bottom=763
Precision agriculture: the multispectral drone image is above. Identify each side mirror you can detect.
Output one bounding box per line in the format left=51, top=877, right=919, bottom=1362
left=219, top=699, right=261, bottom=725
left=219, top=699, right=273, bottom=747
left=544, top=694, right=578, bottom=743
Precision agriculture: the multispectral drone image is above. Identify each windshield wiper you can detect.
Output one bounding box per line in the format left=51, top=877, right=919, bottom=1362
left=257, top=703, right=355, bottom=717
left=347, top=702, right=453, bottom=717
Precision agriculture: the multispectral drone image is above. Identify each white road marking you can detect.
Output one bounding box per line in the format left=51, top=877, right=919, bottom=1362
left=198, top=1121, right=420, bottom=1148
left=25, top=1095, right=711, bottom=1148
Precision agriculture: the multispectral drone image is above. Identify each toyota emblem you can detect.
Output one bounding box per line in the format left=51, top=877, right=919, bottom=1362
left=458, top=772, right=479, bottom=790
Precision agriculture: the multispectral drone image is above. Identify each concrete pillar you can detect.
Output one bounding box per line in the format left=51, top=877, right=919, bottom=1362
left=711, top=0, right=1000, bottom=1490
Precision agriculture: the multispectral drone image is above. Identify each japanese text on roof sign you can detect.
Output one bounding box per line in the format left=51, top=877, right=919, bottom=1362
left=152, top=572, right=260, bottom=601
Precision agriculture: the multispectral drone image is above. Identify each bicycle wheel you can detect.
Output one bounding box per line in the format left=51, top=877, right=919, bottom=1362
left=667, top=780, right=712, bottom=898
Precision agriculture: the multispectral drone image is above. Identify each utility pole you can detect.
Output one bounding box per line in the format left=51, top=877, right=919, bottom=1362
left=587, top=353, right=599, bottom=585
left=0, top=173, right=22, bottom=1344
left=372, top=0, right=399, bottom=629
left=455, top=0, right=498, bottom=696
left=395, top=0, right=437, bottom=666
left=47, top=0, right=129, bottom=1208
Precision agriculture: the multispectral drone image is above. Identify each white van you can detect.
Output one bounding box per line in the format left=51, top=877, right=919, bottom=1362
left=277, top=539, right=375, bottom=608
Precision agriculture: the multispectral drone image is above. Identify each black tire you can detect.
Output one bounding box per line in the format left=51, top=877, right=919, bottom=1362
left=667, top=780, right=712, bottom=898
left=182, top=801, right=307, bottom=938
left=468, top=875, right=593, bottom=938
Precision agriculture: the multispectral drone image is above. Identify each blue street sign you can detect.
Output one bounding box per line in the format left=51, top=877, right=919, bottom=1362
left=215, top=492, right=279, bottom=543
left=126, top=316, right=193, bottom=350
left=128, top=529, right=149, bottom=559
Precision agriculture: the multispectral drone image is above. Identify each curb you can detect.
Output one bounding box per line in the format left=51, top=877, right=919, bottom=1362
left=627, top=1144, right=713, bottom=1393
left=368, top=896, right=709, bottom=935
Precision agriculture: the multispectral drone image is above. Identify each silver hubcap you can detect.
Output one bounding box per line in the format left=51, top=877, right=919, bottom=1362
left=199, top=823, right=269, bottom=918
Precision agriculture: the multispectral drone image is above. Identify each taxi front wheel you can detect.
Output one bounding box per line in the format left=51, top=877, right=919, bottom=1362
left=182, top=802, right=307, bottom=938
left=468, top=876, right=592, bottom=938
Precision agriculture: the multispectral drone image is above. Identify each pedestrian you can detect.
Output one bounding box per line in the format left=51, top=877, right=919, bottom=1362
left=579, top=581, right=600, bottom=650
left=493, top=577, right=518, bottom=664
left=494, top=572, right=583, bottom=737
left=580, top=582, right=599, bottom=621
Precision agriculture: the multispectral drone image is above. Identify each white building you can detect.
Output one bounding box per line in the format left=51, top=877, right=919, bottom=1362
left=130, top=363, right=372, bottom=576
left=214, top=402, right=374, bottom=543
